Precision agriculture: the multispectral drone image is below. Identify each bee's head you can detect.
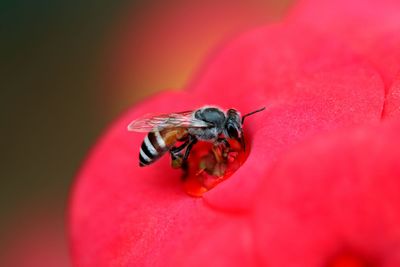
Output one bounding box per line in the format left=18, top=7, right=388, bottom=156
left=224, top=109, right=243, bottom=140
left=224, top=107, right=266, bottom=150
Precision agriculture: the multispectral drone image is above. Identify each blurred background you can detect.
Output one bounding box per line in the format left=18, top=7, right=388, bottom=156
left=0, top=1, right=292, bottom=265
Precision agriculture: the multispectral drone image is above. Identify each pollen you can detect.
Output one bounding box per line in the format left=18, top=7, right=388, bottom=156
left=182, top=138, right=248, bottom=197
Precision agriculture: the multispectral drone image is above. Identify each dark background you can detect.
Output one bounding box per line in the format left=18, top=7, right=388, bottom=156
left=0, top=1, right=291, bottom=265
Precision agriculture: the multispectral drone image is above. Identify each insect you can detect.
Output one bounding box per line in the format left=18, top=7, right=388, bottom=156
left=127, top=106, right=265, bottom=168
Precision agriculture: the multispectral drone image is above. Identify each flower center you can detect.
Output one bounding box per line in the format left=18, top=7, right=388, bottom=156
left=182, top=137, right=249, bottom=197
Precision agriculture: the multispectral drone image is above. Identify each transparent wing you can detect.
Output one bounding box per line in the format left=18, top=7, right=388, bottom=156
left=127, top=110, right=211, bottom=132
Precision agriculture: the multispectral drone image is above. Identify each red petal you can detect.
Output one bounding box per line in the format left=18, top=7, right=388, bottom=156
left=253, top=121, right=400, bottom=267
left=383, top=73, right=400, bottom=119
left=288, top=0, right=400, bottom=88
left=70, top=23, right=385, bottom=265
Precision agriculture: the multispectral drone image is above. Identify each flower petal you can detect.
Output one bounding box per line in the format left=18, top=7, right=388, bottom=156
left=70, top=22, right=386, bottom=266
left=288, top=0, right=400, bottom=88
left=253, top=121, right=400, bottom=266
left=383, top=73, right=400, bottom=119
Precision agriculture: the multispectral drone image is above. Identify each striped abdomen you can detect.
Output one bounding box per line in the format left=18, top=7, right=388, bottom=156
left=139, top=128, right=188, bottom=167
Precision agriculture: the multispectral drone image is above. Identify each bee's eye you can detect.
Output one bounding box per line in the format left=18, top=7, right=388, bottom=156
left=227, top=125, right=239, bottom=139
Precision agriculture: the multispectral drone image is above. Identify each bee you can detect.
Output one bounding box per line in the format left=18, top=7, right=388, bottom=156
left=127, top=106, right=265, bottom=168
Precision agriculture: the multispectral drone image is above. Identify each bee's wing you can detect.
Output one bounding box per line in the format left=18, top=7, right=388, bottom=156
left=127, top=110, right=212, bottom=132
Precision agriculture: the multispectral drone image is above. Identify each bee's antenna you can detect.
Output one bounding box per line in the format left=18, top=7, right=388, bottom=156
left=242, top=107, right=266, bottom=124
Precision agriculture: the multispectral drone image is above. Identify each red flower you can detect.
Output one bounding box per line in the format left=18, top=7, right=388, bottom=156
left=69, top=0, right=400, bottom=266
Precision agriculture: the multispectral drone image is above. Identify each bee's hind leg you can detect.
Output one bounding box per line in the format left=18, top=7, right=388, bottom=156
left=181, top=136, right=198, bottom=163
left=170, top=145, right=186, bottom=169
left=169, top=135, right=198, bottom=170
left=170, top=153, right=184, bottom=169
left=177, top=136, right=197, bottom=171
left=169, top=136, right=192, bottom=169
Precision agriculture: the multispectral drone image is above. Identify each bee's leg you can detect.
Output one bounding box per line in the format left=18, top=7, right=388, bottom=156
left=215, top=137, right=230, bottom=148
left=169, top=135, right=198, bottom=169
left=170, top=140, right=189, bottom=155
left=170, top=153, right=184, bottom=169
left=181, top=135, right=198, bottom=170
left=214, top=137, right=231, bottom=159
left=169, top=137, right=190, bottom=169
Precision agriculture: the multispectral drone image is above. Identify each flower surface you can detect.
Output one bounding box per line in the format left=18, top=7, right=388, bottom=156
left=69, top=0, right=400, bottom=266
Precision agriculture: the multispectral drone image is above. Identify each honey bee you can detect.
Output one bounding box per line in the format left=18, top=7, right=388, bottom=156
left=127, top=106, right=265, bottom=168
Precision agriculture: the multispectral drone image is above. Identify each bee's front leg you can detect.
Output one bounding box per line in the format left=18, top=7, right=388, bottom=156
left=215, top=137, right=230, bottom=148
left=213, top=137, right=231, bottom=159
